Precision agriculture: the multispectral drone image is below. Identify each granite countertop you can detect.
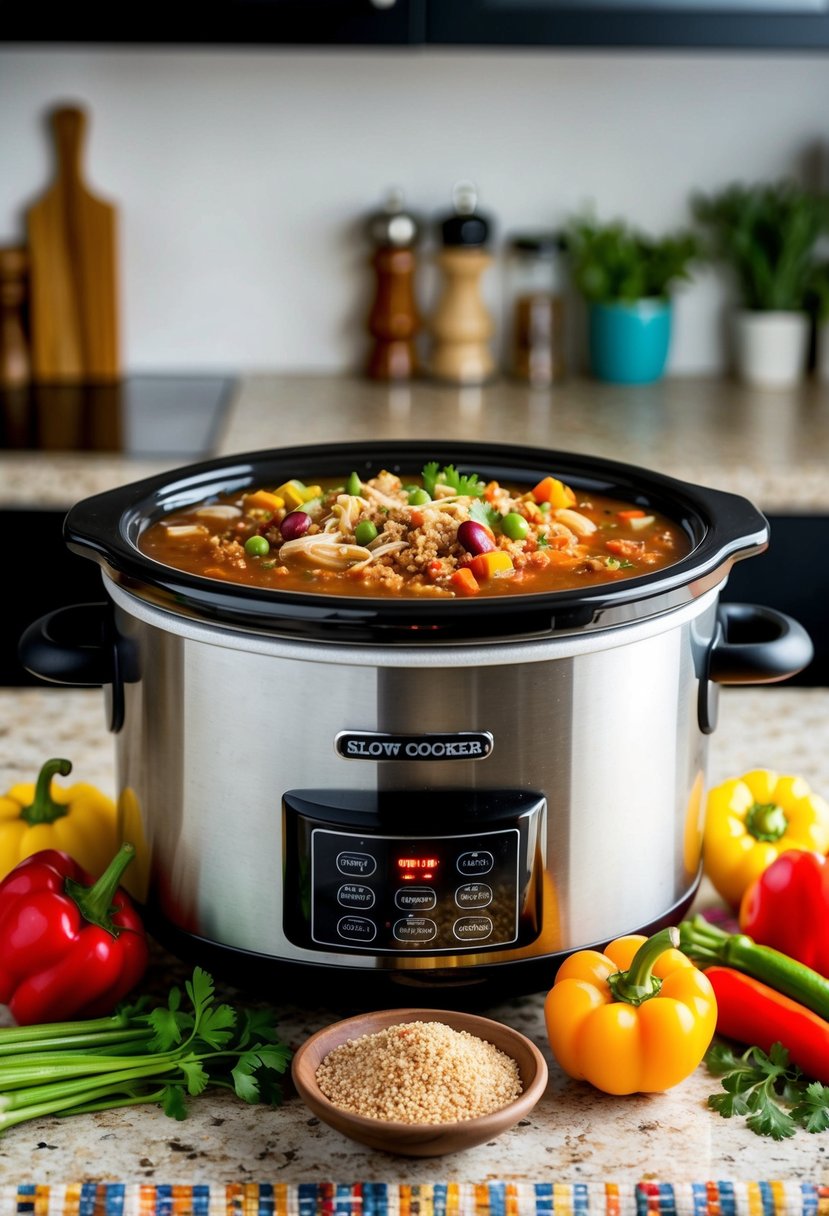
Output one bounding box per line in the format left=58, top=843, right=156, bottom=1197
left=0, top=685, right=827, bottom=1192
left=1, top=373, right=828, bottom=510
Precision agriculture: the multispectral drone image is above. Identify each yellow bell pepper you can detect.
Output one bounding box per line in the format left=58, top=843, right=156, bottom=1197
left=544, top=927, right=717, bottom=1095
left=703, top=768, right=829, bottom=907
left=0, top=758, right=118, bottom=881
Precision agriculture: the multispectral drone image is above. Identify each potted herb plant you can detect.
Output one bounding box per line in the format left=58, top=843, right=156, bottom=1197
left=692, top=180, right=829, bottom=388
left=564, top=214, right=698, bottom=384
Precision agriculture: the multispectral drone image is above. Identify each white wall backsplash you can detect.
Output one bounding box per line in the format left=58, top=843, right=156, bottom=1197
left=1, top=47, right=827, bottom=375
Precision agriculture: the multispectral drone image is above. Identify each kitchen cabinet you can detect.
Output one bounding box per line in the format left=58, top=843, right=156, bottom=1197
left=4, top=0, right=829, bottom=46
left=1, top=0, right=425, bottom=45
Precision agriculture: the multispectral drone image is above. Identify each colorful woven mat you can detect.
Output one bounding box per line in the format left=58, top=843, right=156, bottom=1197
left=3, top=1182, right=828, bottom=1216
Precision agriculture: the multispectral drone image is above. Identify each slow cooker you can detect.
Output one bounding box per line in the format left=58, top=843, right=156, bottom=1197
left=20, top=441, right=813, bottom=1006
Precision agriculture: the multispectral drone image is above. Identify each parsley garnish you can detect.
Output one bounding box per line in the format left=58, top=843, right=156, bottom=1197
left=421, top=462, right=485, bottom=499
left=469, top=500, right=502, bottom=530
left=705, top=1040, right=829, bottom=1139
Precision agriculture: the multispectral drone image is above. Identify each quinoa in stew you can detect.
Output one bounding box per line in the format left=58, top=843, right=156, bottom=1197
left=138, top=461, right=690, bottom=598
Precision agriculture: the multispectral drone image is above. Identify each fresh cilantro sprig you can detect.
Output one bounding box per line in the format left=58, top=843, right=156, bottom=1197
left=705, top=1040, right=829, bottom=1140
left=0, top=967, right=291, bottom=1133
left=421, top=462, right=485, bottom=499
left=469, top=500, right=502, bottom=531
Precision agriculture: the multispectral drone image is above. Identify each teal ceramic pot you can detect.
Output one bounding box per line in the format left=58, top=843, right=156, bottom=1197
left=588, top=298, right=672, bottom=384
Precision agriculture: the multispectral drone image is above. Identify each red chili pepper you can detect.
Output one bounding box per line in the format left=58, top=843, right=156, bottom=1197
left=0, top=843, right=148, bottom=1025
left=705, top=965, right=829, bottom=1084
left=740, top=848, right=829, bottom=978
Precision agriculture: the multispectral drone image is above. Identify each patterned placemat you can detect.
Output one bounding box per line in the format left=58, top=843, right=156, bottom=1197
left=4, top=1182, right=828, bottom=1216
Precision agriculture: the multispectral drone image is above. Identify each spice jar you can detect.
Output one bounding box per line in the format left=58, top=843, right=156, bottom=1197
left=505, top=232, right=566, bottom=386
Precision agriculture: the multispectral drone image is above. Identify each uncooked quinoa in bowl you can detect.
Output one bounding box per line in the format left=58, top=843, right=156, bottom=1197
left=290, top=1008, right=548, bottom=1157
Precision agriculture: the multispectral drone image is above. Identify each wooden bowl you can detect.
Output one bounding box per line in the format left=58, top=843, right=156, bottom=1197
left=291, top=1007, right=548, bottom=1157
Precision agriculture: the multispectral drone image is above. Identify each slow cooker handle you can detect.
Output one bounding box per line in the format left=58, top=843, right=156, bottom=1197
left=18, top=603, right=137, bottom=734
left=699, top=602, right=814, bottom=734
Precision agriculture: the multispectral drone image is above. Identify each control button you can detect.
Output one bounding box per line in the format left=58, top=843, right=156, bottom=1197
left=453, top=916, right=493, bottom=942
left=455, top=882, right=493, bottom=909
left=338, top=883, right=375, bottom=910
left=456, top=850, right=494, bottom=876
left=394, top=918, right=438, bottom=942
left=337, top=916, right=377, bottom=943
left=395, top=887, right=437, bottom=911
left=336, top=851, right=377, bottom=878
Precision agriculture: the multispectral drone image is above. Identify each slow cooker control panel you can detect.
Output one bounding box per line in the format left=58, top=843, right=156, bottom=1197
left=282, top=789, right=545, bottom=956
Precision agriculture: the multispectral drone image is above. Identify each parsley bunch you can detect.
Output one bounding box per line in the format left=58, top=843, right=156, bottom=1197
left=0, top=967, right=291, bottom=1133
left=705, top=1040, right=829, bottom=1140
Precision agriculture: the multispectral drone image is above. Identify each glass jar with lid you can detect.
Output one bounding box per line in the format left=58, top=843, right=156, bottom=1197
left=504, top=232, right=567, bottom=386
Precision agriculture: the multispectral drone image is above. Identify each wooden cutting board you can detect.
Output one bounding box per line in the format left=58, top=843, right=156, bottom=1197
left=27, top=105, right=119, bottom=382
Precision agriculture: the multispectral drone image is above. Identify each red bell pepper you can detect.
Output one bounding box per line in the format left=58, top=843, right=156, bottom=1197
left=705, top=965, right=829, bottom=1085
left=740, top=848, right=829, bottom=978
left=0, top=843, right=148, bottom=1025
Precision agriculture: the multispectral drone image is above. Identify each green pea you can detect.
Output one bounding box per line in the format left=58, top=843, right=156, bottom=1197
left=346, top=471, right=362, bottom=496
left=502, top=512, right=530, bottom=540
left=539, top=501, right=551, bottom=514
left=408, top=488, right=431, bottom=506
left=354, top=520, right=379, bottom=547
left=244, top=535, right=270, bottom=557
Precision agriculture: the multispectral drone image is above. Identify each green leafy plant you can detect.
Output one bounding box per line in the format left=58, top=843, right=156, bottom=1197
left=0, top=967, right=291, bottom=1133
left=564, top=214, right=698, bottom=304
left=806, top=261, right=829, bottom=321
left=692, top=180, right=829, bottom=312
left=705, top=1039, right=829, bottom=1140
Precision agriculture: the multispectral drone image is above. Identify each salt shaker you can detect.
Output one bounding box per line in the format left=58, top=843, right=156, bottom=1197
left=428, top=183, right=495, bottom=385
left=364, top=189, right=421, bottom=381
left=505, top=232, right=567, bottom=386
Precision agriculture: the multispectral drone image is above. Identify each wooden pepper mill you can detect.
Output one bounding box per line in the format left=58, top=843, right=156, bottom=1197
left=428, top=182, right=495, bottom=385
left=0, top=247, right=31, bottom=388
left=365, top=189, right=421, bottom=380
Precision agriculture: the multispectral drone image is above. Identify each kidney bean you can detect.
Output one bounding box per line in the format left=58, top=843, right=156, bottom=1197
left=280, top=511, right=311, bottom=541
left=457, top=520, right=496, bottom=555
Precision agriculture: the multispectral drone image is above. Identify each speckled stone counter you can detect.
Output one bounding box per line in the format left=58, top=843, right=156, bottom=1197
left=0, top=686, right=827, bottom=1189
left=1, top=374, right=828, bottom=510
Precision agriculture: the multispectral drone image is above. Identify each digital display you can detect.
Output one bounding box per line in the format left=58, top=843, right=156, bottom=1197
left=397, top=856, right=440, bottom=880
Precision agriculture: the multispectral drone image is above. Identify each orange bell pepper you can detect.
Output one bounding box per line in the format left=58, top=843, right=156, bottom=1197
left=544, top=927, right=717, bottom=1094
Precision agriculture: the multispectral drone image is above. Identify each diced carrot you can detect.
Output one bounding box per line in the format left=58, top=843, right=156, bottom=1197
left=616, top=509, right=646, bottom=521
left=451, top=567, right=480, bottom=595
left=427, top=560, right=443, bottom=580
left=532, top=476, right=576, bottom=509
left=484, top=480, right=501, bottom=503
left=468, top=551, right=515, bottom=580
left=244, top=490, right=285, bottom=513
left=410, top=509, right=424, bottom=528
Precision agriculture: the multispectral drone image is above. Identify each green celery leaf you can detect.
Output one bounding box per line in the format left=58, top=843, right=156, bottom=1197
left=185, top=968, right=216, bottom=1025
left=231, top=1055, right=262, bottom=1104
left=178, top=1056, right=210, bottom=1096
left=195, top=1003, right=237, bottom=1050
left=162, top=1084, right=189, bottom=1121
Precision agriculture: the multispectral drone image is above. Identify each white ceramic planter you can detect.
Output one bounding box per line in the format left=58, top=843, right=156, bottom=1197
left=732, top=310, right=810, bottom=388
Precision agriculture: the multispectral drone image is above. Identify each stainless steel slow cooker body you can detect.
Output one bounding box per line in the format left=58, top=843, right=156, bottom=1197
left=20, top=441, right=813, bottom=1004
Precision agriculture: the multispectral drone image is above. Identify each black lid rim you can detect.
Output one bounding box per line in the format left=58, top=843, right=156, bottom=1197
left=64, top=439, right=768, bottom=644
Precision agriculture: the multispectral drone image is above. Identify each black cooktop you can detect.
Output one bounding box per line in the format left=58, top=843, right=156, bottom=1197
left=0, top=374, right=235, bottom=459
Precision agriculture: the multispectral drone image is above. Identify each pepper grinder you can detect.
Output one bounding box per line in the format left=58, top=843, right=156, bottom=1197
left=428, top=182, right=495, bottom=385
left=365, top=189, right=421, bottom=381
